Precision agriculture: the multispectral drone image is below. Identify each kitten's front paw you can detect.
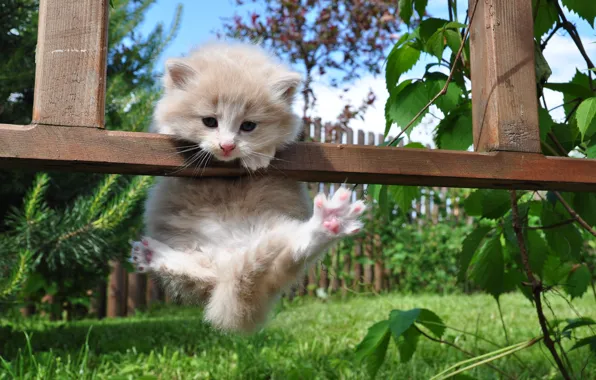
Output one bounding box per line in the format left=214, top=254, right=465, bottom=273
left=130, top=237, right=166, bottom=273
left=312, top=187, right=366, bottom=237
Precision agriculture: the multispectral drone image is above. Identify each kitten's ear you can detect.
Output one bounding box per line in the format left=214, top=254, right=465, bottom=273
left=270, top=71, right=302, bottom=102
left=164, top=59, right=197, bottom=90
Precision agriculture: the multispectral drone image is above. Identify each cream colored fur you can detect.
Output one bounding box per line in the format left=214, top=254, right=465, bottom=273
left=130, top=41, right=366, bottom=333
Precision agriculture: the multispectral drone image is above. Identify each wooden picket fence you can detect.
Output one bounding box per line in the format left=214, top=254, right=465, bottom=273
left=97, top=121, right=468, bottom=318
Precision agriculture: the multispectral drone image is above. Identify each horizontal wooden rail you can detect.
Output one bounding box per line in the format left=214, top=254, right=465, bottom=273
left=1, top=124, right=596, bottom=191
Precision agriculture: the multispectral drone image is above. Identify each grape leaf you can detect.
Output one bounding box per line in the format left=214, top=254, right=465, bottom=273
left=354, top=320, right=391, bottom=378
left=417, top=309, right=445, bottom=338
left=576, top=97, right=596, bottom=140
left=435, top=103, right=473, bottom=151
left=425, top=29, right=445, bottom=60
left=390, top=185, right=419, bottom=211
left=541, top=203, right=582, bottom=261
left=414, top=0, right=428, bottom=18
left=387, top=81, right=430, bottom=134
left=386, top=43, right=421, bottom=91
left=471, top=235, right=505, bottom=299
left=419, top=18, right=449, bottom=42
left=562, top=0, right=596, bottom=27
left=527, top=230, right=549, bottom=276
left=399, top=0, right=414, bottom=25
left=569, top=335, right=596, bottom=354
left=464, top=189, right=511, bottom=219
left=444, top=29, right=462, bottom=54
left=538, top=107, right=554, bottom=142
left=565, top=264, right=590, bottom=299
left=458, top=226, right=492, bottom=282
left=550, top=122, right=581, bottom=154
left=542, top=254, right=573, bottom=286
left=389, top=309, right=421, bottom=339
left=586, top=145, right=596, bottom=158
left=385, top=79, right=413, bottom=135
left=397, top=327, right=420, bottom=363
left=573, top=192, right=596, bottom=227
left=563, top=317, right=596, bottom=332
left=533, top=0, right=558, bottom=38
left=425, top=72, right=463, bottom=114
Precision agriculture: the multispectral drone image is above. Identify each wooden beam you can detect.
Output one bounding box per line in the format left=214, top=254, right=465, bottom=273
left=33, top=0, right=109, bottom=128
left=1, top=124, right=596, bottom=191
left=469, top=0, right=541, bottom=153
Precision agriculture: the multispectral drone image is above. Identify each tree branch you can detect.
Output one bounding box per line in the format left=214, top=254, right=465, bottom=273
left=510, top=190, right=571, bottom=380
left=388, top=0, right=479, bottom=147
left=554, top=192, right=596, bottom=237
left=414, top=326, right=515, bottom=380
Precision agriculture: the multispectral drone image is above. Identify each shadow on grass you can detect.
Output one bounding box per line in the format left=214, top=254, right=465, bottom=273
left=0, top=308, right=290, bottom=361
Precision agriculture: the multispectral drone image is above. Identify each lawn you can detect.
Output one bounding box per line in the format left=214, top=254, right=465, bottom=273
left=1, top=292, right=594, bottom=379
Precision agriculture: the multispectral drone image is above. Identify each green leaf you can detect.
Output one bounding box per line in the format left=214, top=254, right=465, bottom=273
left=538, top=107, right=554, bottom=142
left=444, top=29, right=462, bottom=54
left=464, top=189, right=511, bottom=219
left=390, top=185, right=419, bottom=211
left=576, top=97, right=596, bottom=140
left=565, top=264, right=591, bottom=299
left=543, top=82, right=594, bottom=99
left=417, top=309, right=445, bottom=338
left=569, top=335, right=596, bottom=354
left=354, top=320, right=391, bottom=378
left=434, top=103, right=473, bottom=151
left=541, top=202, right=583, bottom=260
left=532, top=0, right=558, bottom=39
left=385, top=79, right=413, bottom=135
left=550, top=122, right=581, bottom=154
left=389, top=309, right=421, bottom=339
left=542, top=254, right=573, bottom=286
left=414, top=0, right=428, bottom=18
left=425, top=72, right=463, bottom=113
left=419, top=18, right=449, bottom=42
left=426, top=29, right=445, bottom=60
left=471, top=235, right=505, bottom=299
left=397, top=327, right=420, bottom=363
left=562, top=0, right=596, bottom=28
left=403, top=142, right=426, bottom=149
left=586, top=144, right=596, bottom=158
left=386, top=43, right=421, bottom=91
left=378, top=185, right=389, bottom=220
left=562, top=317, right=596, bottom=332
left=527, top=230, right=549, bottom=277
left=399, top=0, right=414, bottom=25
left=458, top=226, right=492, bottom=282
left=573, top=192, right=596, bottom=227
left=388, top=81, right=430, bottom=134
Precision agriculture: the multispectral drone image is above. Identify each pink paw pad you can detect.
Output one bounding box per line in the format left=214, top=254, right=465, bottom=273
left=323, top=218, right=340, bottom=234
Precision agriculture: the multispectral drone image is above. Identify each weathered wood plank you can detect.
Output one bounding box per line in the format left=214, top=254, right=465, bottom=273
left=33, top=0, right=109, bottom=128
left=469, top=0, right=541, bottom=153
left=1, top=124, right=596, bottom=191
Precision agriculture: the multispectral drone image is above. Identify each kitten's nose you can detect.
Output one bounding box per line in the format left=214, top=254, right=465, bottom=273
left=219, top=143, right=236, bottom=155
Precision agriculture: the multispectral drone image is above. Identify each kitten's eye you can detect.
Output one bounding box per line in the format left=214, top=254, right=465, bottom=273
left=240, top=121, right=257, bottom=132
left=202, top=117, right=218, bottom=128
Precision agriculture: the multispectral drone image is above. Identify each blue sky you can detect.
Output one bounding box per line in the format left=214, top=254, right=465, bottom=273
left=138, top=1, right=596, bottom=145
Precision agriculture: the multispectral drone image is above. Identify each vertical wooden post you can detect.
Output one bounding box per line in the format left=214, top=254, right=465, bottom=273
left=373, top=133, right=385, bottom=293
left=127, top=273, right=147, bottom=315
left=106, top=261, right=126, bottom=317
left=352, top=130, right=366, bottom=292
left=363, top=132, right=376, bottom=289
left=33, top=0, right=109, bottom=127
left=469, top=0, right=541, bottom=153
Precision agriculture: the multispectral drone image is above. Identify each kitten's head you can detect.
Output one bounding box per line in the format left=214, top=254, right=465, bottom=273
left=152, top=41, right=303, bottom=170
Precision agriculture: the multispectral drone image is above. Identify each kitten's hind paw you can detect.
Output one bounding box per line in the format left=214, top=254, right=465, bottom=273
left=130, top=237, right=167, bottom=273
left=312, top=187, right=366, bottom=237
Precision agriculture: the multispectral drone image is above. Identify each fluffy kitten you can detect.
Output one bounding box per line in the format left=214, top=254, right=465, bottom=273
left=130, top=41, right=366, bottom=333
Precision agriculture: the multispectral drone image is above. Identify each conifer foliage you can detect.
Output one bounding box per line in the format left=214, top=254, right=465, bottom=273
left=0, top=0, right=182, bottom=318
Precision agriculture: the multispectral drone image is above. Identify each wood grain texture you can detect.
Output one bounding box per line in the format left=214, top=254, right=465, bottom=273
left=469, top=0, right=541, bottom=153
left=2, top=124, right=596, bottom=191
left=33, top=0, right=109, bottom=128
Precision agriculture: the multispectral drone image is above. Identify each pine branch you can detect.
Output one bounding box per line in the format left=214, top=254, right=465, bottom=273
left=0, top=249, right=31, bottom=299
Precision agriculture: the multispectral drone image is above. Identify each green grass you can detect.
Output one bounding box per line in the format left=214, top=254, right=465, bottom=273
left=1, top=292, right=595, bottom=379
